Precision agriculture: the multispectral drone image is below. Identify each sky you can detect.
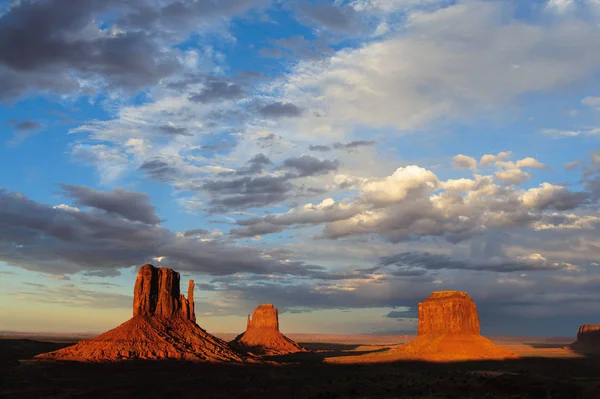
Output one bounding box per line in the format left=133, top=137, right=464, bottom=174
left=1, top=0, right=600, bottom=337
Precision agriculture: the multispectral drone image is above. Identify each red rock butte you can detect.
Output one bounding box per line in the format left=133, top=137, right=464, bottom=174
left=571, top=324, right=600, bottom=353
left=231, top=304, right=308, bottom=355
left=36, top=264, right=255, bottom=363
left=394, top=291, right=518, bottom=362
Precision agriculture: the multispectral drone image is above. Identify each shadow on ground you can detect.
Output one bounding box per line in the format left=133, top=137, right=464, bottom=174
left=523, top=342, right=570, bottom=349
left=2, top=339, right=600, bottom=399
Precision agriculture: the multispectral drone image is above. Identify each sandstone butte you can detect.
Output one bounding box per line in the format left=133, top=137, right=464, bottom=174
left=36, top=264, right=256, bottom=363
left=231, top=304, right=309, bottom=355
left=571, top=324, right=600, bottom=353
left=393, top=291, right=518, bottom=362
left=326, top=291, right=518, bottom=364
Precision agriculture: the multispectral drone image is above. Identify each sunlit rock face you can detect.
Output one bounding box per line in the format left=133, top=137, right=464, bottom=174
left=231, top=304, right=308, bottom=355
left=394, top=291, right=518, bottom=362
left=247, top=304, right=280, bottom=330
left=418, top=291, right=480, bottom=335
left=133, top=264, right=195, bottom=322
left=36, top=265, right=254, bottom=363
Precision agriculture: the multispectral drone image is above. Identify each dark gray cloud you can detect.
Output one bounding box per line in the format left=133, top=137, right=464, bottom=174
left=282, top=155, right=340, bottom=177
left=256, top=133, right=281, bottom=148
left=259, top=102, right=304, bottom=118
left=181, top=228, right=211, bottom=237
left=158, top=125, right=191, bottom=136
left=308, top=144, right=332, bottom=152
left=0, top=187, right=340, bottom=279
left=309, top=140, right=376, bottom=152
left=229, top=222, right=285, bottom=237
left=333, top=140, right=376, bottom=150
left=385, top=310, right=417, bottom=319
left=199, top=155, right=338, bottom=211
left=60, top=184, right=161, bottom=225
left=0, top=0, right=266, bottom=100
left=234, top=153, right=272, bottom=175
left=138, top=158, right=179, bottom=183
left=0, top=0, right=179, bottom=100
left=295, top=3, right=359, bottom=32
left=189, top=80, right=244, bottom=103
left=230, top=200, right=359, bottom=238
left=379, top=251, right=567, bottom=273
left=8, top=119, right=41, bottom=131
left=203, top=175, right=293, bottom=211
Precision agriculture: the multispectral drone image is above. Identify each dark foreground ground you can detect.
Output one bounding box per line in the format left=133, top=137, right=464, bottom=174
left=1, top=338, right=600, bottom=399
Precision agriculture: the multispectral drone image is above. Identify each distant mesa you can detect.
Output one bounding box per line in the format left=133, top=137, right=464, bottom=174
left=393, top=291, right=518, bottom=362
left=36, top=264, right=256, bottom=363
left=571, top=324, right=600, bottom=354
left=231, top=304, right=309, bottom=355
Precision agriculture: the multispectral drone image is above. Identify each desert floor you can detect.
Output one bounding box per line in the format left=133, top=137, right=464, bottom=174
left=1, top=333, right=598, bottom=399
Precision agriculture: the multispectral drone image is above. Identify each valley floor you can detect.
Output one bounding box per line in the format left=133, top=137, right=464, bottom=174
left=0, top=334, right=597, bottom=399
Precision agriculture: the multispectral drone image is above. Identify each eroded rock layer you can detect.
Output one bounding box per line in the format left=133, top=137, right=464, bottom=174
left=36, top=265, right=252, bottom=363
left=231, top=304, right=308, bottom=355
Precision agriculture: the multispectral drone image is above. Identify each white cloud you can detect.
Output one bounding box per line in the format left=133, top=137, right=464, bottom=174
left=53, top=204, right=80, bottom=212
left=542, top=128, right=600, bottom=137
left=516, top=157, right=545, bottom=169
left=495, top=168, right=530, bottom=185
left=452, top=154, right=477, bottom=171
left=480, top=151, right=512, bottom=168
left=234, top=154, right=590, bottom=244
left=545, top=0, right=575, bottom=13
left=582, top=96, right=600, bottom=109
left=267, top=1, right=600, bottom=139
left=361, top=165, right=438, bottom=205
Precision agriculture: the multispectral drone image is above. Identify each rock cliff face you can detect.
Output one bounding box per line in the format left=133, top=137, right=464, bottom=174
left=395, top=291, right=517, bottom=362
left=247, top=304, right=279, bottom=330
left=231, top=304, right=308, bottom=355
left=418, top=291, right=480, bottom=335
left=577, top=324, right=600, bottom=343
left=133, top=264, right=195, bottom=322
left=571, top=324, right=600, bottom=353
left=36, top=264, right=253, bottom=363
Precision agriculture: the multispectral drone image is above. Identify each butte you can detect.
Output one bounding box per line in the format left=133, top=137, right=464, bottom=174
left=571, top=324, right=600, bottom=354
left=231, top=304, right=308, bottom=355
left=36, top=264, right=255, bottom=362
left=326, top=290, right=517, bottom=364
left=393, top=291, right=518, bottom=362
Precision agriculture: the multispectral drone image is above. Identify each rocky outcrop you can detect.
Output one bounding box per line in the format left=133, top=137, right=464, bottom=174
left=36, top=265, right=254, bottom=363
left=571, top=324, right=600, bottom=354
left=577, top=324, right=600, bottom=343
left=247, top=304, right=279, bottom=330
left=395, top=291, right=518, bottom=362
left=418, top=291, right=479, bottom=335
left=133, top=264, right=195, bottom=322
left=231, top=304, right=308, bottom=355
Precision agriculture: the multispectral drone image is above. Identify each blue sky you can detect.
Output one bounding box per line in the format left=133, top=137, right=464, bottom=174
left=1, top=0, right=600, bottom=337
